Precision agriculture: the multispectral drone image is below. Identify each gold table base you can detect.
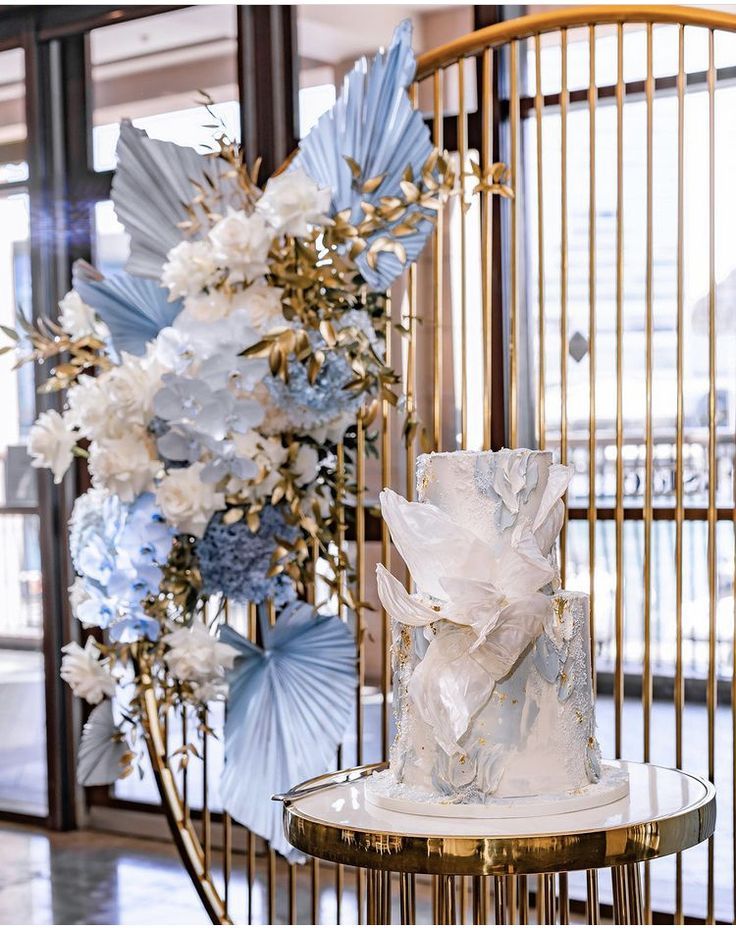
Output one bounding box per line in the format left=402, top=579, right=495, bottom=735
left=364, top=869, right=641, bottom=925
left=283, top=761, right=715, bottom=925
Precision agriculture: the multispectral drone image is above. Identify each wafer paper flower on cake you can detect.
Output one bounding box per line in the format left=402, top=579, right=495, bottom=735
left=376, top=478, right=571, bottom=755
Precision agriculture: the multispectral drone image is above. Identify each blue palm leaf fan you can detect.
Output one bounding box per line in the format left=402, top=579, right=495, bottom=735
left=219, top=601, right=356, bottom=862
left=110, top=120, right=243, bottom=280
left=77, top=700, right=130, bottom=786
left=72, top=259, right=182, bottom=358
left=291, top=20, right=435, bottom=291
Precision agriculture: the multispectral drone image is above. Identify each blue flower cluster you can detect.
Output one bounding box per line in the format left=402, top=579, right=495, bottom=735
left=197, top=505, right=297, bottom=606
left=265, top=347, right=362, bottom=433
left=69, top=491, right=174, bottom=642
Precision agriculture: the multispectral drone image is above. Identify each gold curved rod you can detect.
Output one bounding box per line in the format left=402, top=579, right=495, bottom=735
left=415, top=4, right=736, bottom=78
left=138, top=661, right=231, bottom=926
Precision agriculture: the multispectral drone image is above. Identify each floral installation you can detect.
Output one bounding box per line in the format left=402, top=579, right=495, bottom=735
left=6, top=22, right=510, bottom=856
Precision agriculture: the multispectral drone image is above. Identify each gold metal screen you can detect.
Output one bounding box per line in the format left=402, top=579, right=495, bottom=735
left=139, top=6, right=736, bottom=924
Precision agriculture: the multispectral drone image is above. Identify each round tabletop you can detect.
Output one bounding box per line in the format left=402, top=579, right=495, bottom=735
left=283, top=761, right=716, bottom=875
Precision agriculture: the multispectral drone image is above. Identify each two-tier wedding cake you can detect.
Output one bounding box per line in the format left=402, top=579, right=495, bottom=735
left=369, top=448, right=628, bottom=817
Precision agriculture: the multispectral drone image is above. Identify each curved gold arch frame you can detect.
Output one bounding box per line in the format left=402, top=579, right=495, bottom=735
left=136, top=5, right=736, bottom=923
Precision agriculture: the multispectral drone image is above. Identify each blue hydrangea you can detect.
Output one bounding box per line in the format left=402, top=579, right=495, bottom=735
left=265, top=348, right=363, bottom=432
left=68, top=490, right=174, bottom=642
left=196, top=505, right=297, bottom=606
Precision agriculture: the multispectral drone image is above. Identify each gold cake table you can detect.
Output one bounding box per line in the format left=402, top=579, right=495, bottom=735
left=281, top=760, right=715, bottom=924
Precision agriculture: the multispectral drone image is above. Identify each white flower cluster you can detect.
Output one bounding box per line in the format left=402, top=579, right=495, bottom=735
left=162, top=619, right=239, bottom=701
left=60, top=637, right=116, bottom=705
left=161, top=169, right=331, bottom=325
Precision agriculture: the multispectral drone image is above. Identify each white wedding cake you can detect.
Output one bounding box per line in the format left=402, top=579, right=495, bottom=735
left=370, top=449, right=627, bottom=817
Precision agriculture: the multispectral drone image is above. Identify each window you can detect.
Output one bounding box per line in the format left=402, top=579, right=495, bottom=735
left=0, top=47, right=47, bottom=817
left=89, top=6, right=240, bottom=172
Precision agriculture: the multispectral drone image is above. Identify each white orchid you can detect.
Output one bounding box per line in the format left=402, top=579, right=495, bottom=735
left=60, top=638, right=116, bottom=705
left=28, top=410, right=77, bottom=484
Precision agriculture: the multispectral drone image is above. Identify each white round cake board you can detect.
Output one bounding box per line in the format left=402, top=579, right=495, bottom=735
left=364, top=764, right=629, bottom=819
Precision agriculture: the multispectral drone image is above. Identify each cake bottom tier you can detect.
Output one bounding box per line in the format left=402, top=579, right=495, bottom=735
left=366, top=762, right=629, bottom=818
left=389, top=591, right=601, bottom=803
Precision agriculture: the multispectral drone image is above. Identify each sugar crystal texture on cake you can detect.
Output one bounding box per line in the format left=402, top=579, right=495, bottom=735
left=373, top=449, right=609, bottom=810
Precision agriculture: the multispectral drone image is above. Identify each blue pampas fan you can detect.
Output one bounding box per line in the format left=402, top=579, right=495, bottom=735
left=291, top=20, right=435, bottom=291
left=72, top=259, right=182, bottom=357
left=110, top=120, right=242, bottom=280
left=219, top=602, right=356, bottom=861
left=77, top=700, right=130, bottom=786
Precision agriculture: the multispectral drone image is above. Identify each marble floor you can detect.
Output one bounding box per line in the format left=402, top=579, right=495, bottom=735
left=0, top=824, right=212, bottom=925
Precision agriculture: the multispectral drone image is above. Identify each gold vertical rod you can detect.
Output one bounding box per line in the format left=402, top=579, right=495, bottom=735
left=518, top=876, right=529, bottom=924
left=534, top=33, right=546, bottom=451
left=433, top=69, right=444, bottom=452
left=355, top=415, right=367, bottom=925
left=400, top=873, right=416, bottom=925
left=472, top=876, right=487, bottom=925
left=643, top=20, right=654, bottom=769
left=541, top=874, right=556, bottom=925
left=642, top=23, right=655, bottom=926
left=268, top=843, right=276, bottom=925
left=558, top=873, right=569, bottom=924
left=587, top=24, right=597, bottom=679
left=459, top=875, right=467, bottom=925
left=482, top=47, right=494, bottom=450
left=380, top=296, right=392, bottom=759
left=493, top=876, right=506, bottom=925
left=181, top=705, right=188, bottom=822
left=614, top=21, right=625, bottom=761
left=559, top=27, right=569, bottom=589
left=311, top=857, right=320, bottom=925
left=458, top=56, right=468, bottom=449
left=506, top=874, right=516, bottom=924
left=586, top=869, right=599, bottom=924
left=406, top=84, right=419, bottom=497
left=335, top=441, right=346, bottom=924
left=247, top=830, right=255, bottom=925
left=222, top=813, right=231, bottom=918
left=202, top=713, right=211, bottom=875
left=674, top=24, right=685, bottom=925
left=289, top=862, right=297, bottom=925
left=706, top=26, right=717, bottom=926
left=355, top=417, right=365, bottom=768
left=509, top=39, right=520, bottom=447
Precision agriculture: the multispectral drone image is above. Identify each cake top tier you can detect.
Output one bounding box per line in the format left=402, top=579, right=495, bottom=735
left=416, top=448, right=556, bottom=547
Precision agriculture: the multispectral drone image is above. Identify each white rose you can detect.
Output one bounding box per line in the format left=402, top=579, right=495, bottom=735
left=88, top=431, right=158, bottom=502
left=162, top=618, right=239, bottom=684
left=103, top=352, right=162, bottom=427
left=293, top=444, right=319, bottom=486
left=208, top=209, right=272, bottom=283
left=234, top=283, right=286, bottom=333
left=28, top=410, right=77, bottom=484
left=60, top=638, right=116, bottom=705
left=66, top=375, right=113, bottom=439
left=161, top=239, right=220, bottom=299
left=184, top=289, right=233, bottom=322
left=155, top=462, right=225, bottom=537
left=257, top=168, right=332, bottom=237
left=234, top=431, right=288, bottom=470
left=58, top=290, right=108, bottom=340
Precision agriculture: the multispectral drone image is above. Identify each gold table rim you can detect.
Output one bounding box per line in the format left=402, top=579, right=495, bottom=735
left=283, top=761, right=716, bottom=875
